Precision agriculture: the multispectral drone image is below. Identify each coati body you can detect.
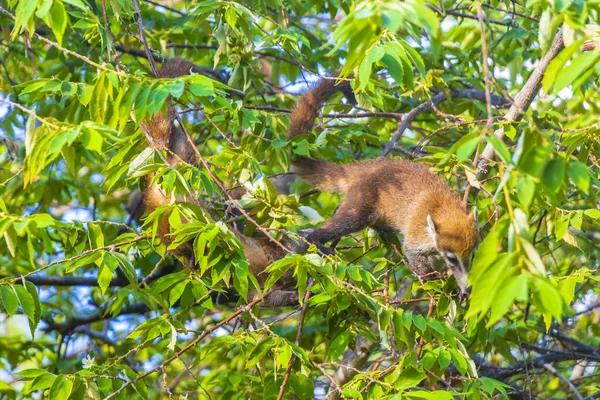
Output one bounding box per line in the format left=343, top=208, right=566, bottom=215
left=141, top=58, right=287, bottom=284
left=289, top=79, right=478, bottom=294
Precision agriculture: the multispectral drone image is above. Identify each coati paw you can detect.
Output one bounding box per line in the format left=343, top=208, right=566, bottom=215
left=295, top=229, right=334, bottom=256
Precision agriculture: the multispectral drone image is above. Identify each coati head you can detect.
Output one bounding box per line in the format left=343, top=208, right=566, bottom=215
left=425, top=210, right=478, bottom=296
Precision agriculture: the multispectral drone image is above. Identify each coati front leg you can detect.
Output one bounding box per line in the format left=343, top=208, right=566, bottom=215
left=304, top=189, right=377, bottom=253
left=404, top=249, right=442, bottom=283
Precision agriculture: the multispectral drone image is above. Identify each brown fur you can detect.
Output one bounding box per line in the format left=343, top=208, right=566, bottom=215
left=289, top=79, right=478, bottom=284
left=289, top=77, right=354, bottom=138
left=141, top=59, right=292, bottom=286
left=141, top=59, right=197, bottom=258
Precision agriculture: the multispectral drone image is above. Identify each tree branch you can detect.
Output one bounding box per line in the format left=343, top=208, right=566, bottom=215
left=43, top=303, right=150, bottom=336
left=326, top=279, right=413, bottom=399
left=475, top=29, right=564, bottom=179
left=104, top=293, right=269, bottom=399
left=277, top=279, right=313, bottom=399
left=114, top=44, right=228, bottom=83
left=131, top=0, right=159, bottom=77
left=543, top=363, right=583, bottom=400
left=0, top=274, right=129, bottom=287
left=378, top=89, right=508, bottom=158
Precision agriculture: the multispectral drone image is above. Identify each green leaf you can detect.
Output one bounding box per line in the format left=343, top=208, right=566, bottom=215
left=554, top=51, right=600, bottom=93
left=328, top=330, right=350, bottom=360
left=542, top=157, right=566, bottom=193
left=487, top=273, right=528, bottom=326
left=516, top=175, right=535, bottom=209
left=97, top=264, right=113, bottom=296
left=396, top=366, right=426, bottom=391
left=381, top=53, right=404, bottom=88
left=405, top=391, right=456, bottom=400
left=47, top=0, right=68, bottom=46
left=11, top=0, right=39, bottom=39
left=568, top=161, right=590, bottom=194
left=542, top=39, right=586, bottom=94
left=152, top=272, right=187, bottom=294
left=88, top=222, right=104, bottom=249
left=128, top=147, right=155, bottom=178
left=17, top=368, right=49, bottom=378
left=24, top=280, right=41, bottom=333
left=28, top=373, right=58, bottom=392
left=3, top=224, right=17, bottom=257
left=62, top=0, right=87, bottom=10
left=534, top=278, right=563, bottom=329
left=188, top=75, right=215, bottom=97
left=454, top=135, right=480, bottom=162
left=111, top=252, right=138, bottom=287
left=14, top=285, right=35, bottom=325
left=48, top=375, right=73, bottom=400
left=486, top=133, right=512, bottom=165
left=290, top=373, right=314, bottom=400
left=357, top=57, right=372, bottom=91
left=169, top=280, right=188, bottom=306
left=520, top=238, right=546, bottom=276
left=0, top=285, right=19, bottom=317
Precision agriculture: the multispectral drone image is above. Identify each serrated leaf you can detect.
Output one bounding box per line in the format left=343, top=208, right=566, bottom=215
left=0, top=286, right=19, bottom=317
left=14, top=285, right=35, bottom=324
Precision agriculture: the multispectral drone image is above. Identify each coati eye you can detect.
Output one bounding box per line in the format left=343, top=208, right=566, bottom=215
left=445, top=252, right=460, bottom=265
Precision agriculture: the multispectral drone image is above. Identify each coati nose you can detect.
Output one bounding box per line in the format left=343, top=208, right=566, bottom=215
left=449, top=266, right=470, bottom=301
left=455, top=286, right=471, bottom=303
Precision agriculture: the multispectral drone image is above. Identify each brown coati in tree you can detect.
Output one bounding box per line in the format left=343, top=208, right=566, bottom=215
left=289, top=78, right=478, bottom=295
left=140, top=58, right=293, bottom=291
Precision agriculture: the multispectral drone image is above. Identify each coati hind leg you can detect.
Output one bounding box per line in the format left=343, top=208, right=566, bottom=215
left=304, top=189, right=377, bottom=252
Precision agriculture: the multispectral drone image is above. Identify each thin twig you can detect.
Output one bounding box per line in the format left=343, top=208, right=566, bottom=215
left=543, top=363, right=584, bottom=400
left=104, top=293, right=270, bottom=399
left=0, top=98, right=59, bottom=129
left=378, top=89, right=508, bottom=158
left=476, top=2, right=494, bottom=130
left=100, top=0, right=122, bottom=73
left=172, top=113, right=291, bottom=254
left=475, top=30, right=564, bottom=178
left=0, top=6, right=126, bottom=78
left=144, top=0, right=186, bottom=15
left=131, top=0, right=159, bottom=76
left=277, top=279, right=313, bottom=400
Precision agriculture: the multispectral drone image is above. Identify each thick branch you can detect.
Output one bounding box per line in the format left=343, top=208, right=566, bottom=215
left=43, top=303, right=149, bottom=336
left=114, top=44, right=228, bottom=82
left=104, top=293, right=269, bottom=399
left=475, top=29, right=564, bottom=177
left=0, top=274, right=128, bottom=287
left=479, top=349, right=600, bottom=381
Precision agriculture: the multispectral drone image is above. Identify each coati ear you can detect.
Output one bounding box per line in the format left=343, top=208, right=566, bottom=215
left=426, top=215, right=438, bottom=243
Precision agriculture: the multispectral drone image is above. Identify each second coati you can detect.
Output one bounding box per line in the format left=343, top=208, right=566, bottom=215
left=140, top=58, right=290, bottom=287
left=289, top=79, right=479, bottom=295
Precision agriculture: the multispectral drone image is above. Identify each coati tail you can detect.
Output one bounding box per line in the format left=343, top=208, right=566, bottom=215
left=141, top=58, right=199, bottom=259
left=293, top=156, right=348, bottom=193
left=157, top=57, right=198, bottom=79
left=289, top=77, right=354, bottom=139
left=142, top=58, right=198, bottom=147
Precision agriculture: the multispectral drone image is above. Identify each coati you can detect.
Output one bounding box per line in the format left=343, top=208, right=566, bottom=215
left=140, top=58, right=290, bottom=287
left=289, top=79, right=479, bottom=295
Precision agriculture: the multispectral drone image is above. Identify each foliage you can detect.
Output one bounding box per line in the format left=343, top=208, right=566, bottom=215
left=1, top=0, right=600, bottom=399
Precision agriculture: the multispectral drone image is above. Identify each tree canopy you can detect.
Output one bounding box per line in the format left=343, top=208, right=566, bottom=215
left=1, top=0, right=600, bottom=399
